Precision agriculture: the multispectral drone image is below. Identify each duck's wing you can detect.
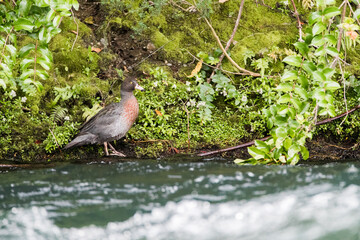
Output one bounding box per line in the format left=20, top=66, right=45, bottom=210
left=79, top=102, right=122, bottom=133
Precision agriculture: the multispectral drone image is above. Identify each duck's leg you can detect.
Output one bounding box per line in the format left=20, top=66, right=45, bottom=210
left=108, top=142, right=126, bottom=157
left=104, top=142, right=110, bottom=156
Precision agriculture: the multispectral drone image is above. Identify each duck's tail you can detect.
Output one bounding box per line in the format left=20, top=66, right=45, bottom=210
left=63, top=133, right=98, bottom=149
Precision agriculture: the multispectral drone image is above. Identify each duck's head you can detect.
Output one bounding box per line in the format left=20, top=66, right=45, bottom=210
left=121, top=77, right=145, bottom=93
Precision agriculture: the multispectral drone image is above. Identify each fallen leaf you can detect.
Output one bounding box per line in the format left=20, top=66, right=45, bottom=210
left=219, top=0, right=229, bottom=2
left=84, top=16, right=94, bottom=25
left=187, top=59, right=203, bottom=78
left=155, top=109, right=163, bottom=116
left=91, top=47, right=102, bottom=53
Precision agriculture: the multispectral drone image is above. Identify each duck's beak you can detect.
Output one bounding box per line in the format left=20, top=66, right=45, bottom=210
left=135, top=83, right=145, bottom=92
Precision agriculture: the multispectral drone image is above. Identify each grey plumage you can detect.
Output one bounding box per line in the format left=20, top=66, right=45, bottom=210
left=64, top=77, right=144, bottom=156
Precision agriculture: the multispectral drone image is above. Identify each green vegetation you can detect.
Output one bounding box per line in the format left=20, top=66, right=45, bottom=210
left=1, top=0, right=360, bottom=163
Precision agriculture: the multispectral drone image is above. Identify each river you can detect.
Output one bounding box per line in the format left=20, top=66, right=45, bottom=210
left=1, top=159, right=360, bottom=239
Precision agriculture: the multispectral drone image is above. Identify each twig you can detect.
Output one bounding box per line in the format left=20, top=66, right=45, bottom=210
left=49, top=128, right=62, bottom=152
left=70, top=8, right=79, bottom=51
left=338, top=62, right=348, bottom=126
left=129, top=40, right=172, bottom=70
left=198, top=104, right=360, bottom=157
left=57, top=16, right=63, bottom=28
left=337, top=3, right=347, bottom=52
left=204, top=18, right=261, bottom=77
left=289, top=0, right=303, bottom=42
left=33, top=40, right=38, bottom=83
left=0, top=27, right=14, bottom=66
left=198, top=136, right=271, bottom=157
left=182, top=101, right=191, bottom=151
left=186, top=49, right=276, bottom=77
left=331, top=2, right=347, bottom=68
left=208, top=0, right=245, bottom=82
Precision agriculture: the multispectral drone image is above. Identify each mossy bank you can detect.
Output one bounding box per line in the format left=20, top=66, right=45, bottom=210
left=2, top=0, right=360, bottom=162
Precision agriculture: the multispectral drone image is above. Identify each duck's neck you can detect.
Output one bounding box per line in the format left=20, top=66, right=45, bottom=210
left=121, top=91, right=134, bottom=100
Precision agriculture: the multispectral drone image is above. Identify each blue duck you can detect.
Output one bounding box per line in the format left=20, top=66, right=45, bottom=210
left=64, top=77, right=144, bottom=156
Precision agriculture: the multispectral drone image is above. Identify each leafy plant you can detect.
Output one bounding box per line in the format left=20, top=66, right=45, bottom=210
left=236, top=0, right=350, bottom=165
left=0, top=0, right=79, bottom=96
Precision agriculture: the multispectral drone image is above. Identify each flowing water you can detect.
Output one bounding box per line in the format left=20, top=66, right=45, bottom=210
left=1, top=159, right=360, bottom=240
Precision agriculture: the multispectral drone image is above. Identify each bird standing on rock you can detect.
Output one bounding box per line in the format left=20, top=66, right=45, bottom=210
left=64, top=77, right=144, bottom=157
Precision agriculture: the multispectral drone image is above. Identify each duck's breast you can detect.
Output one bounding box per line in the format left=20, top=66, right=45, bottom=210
left=122, top=97, right=139, bottom=127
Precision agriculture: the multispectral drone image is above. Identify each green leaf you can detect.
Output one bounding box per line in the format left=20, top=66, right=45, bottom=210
left=38, top=46, right=53, bottom=62
left=20, top=58, right=34, bottom=70
left=294, top=42, right=309, bottom=56
left=284, top=137, right=292, bottom=150
left=0, top=79, right=6, bottom=89
left=71, top=0, right=80, bottom=11
left=276, top=83, right=293, bottom=92
left=300, top=146, right=309, bottom=160
left=248, top=146, right=267, bottom=160
left=36, top=69, right=49, bottom=80
left=14, top=18, right=34, bottom=32
left=323, top=68, right=335, bottom=78
left=277, top=106, right=289, bottom=115
left=302, top=61, right=316, bottom=74
left=295, top=86, right=308, bottom=100
left=328, top=105, right=336, bottom=116
left=18, top=44, right=35, bottom=58
left=288, top=143, right=301, bottom=158
left=324, top=35, right=337, bottom=45
left=234, top=159, right=247, bottom=164
left=33, top=81, right=44, bottom=92
left=275, top=137, right=285, bottom=149
left=324, top=81, right=340, bottom=91
left=53, top=15, right=62, bottom=27
left=283, top=56, right=302, bottom=67
left=313, top=89, right=326, bottom=100
left=318, top=108, right=328, bottom=116
left=6, top=45, right=16, bottom=57
left=314, top=45, right=326, bottom=56
left=354, top=9, right=360, bottom=19
left=289, top=155, right=300, bottom=165
left=37, top=57, right=51, bottom=70
left=19, top=0, right=32, bottom=16
left=326, top=46, right=339, bottom=57
left=312, top=22, right=326, bottom=35
left=254, top=140, right=270, bottom=153
left=274, top=115, right=288, bottom=125
left=323, top=6, right=340, bottom=18
left=278, top=94, right=291, bottom=104
left=267, top=118, right=274, bottom=129
left=276, top=127, right=288, bottom=138
left=318, top=99, right=328, bottom=107
left=46, top=9, right=56, bottom=22
left=20, top=69, right=35, bottom=79
left=309, top=12, right=322, bottom=25
left=313, top=70, right=326, bottom=82
left=281, top=70, right=298, bottom=81
left=291, top=98, right=302, bottom=110
left=311, top=35, right=325, bottom=47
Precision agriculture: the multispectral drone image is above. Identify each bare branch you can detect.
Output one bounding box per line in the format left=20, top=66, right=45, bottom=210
left=208, top=0, right=245, bottom=82
left=203, top=18, right=261, bottom=77
left=71, top=8, right=79, bottom=51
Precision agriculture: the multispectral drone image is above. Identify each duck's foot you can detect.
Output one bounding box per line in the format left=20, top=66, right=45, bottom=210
left=108, top=142, right=126, bottom=157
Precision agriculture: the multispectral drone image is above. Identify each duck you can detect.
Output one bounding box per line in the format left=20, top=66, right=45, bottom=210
left=64, top=77, right=144, bottom=157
